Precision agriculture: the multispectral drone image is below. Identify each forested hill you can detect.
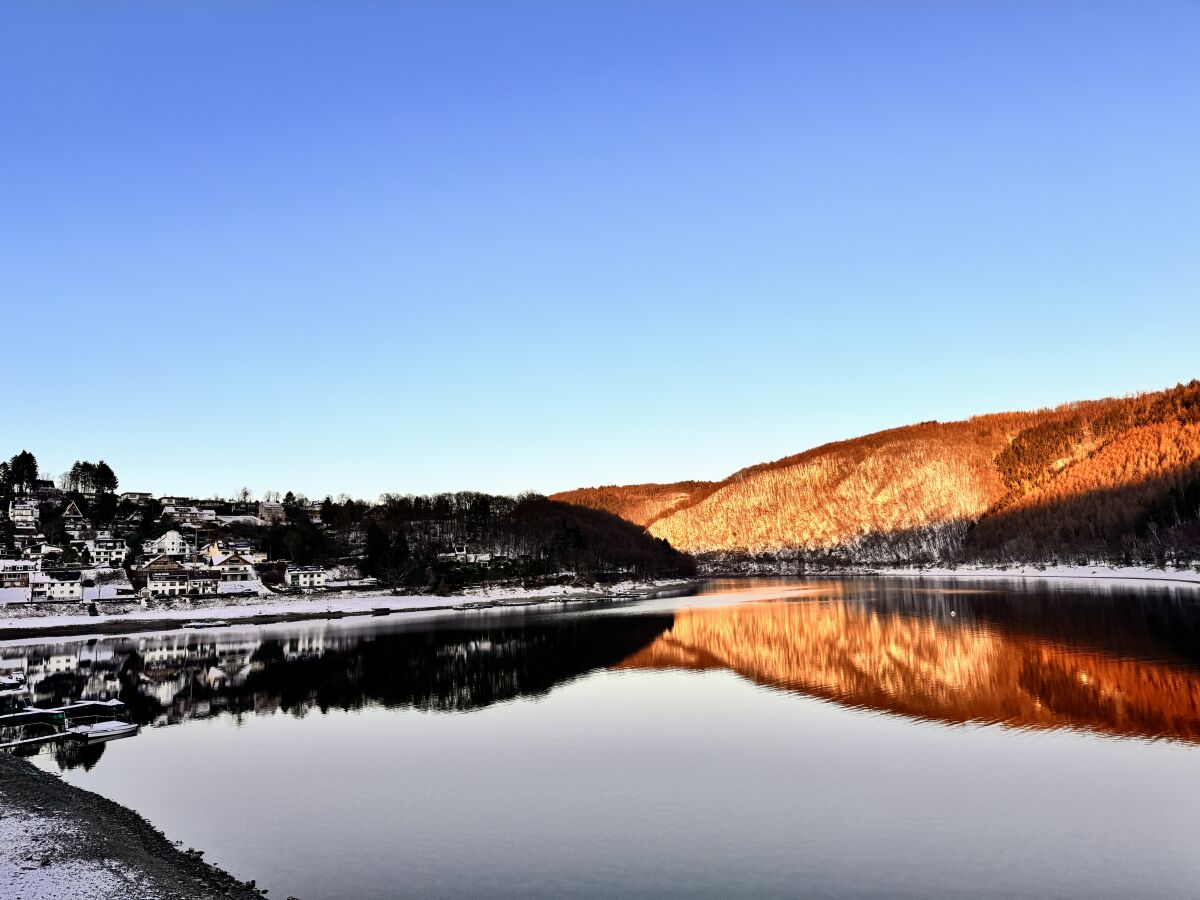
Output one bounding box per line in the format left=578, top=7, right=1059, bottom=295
left=552, top=380, right=1200, bottom=566
left=549, top=481, right=714, bottom=528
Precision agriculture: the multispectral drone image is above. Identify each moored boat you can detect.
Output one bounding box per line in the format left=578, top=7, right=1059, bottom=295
left=66, top=720, right=140, bottom=744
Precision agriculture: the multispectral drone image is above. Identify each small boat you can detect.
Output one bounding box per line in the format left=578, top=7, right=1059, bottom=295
left=66, top=720, right=140, bottom=744
left=371, top=607, right=392, bottom=616
left=182, top=620, right=231, bottom=629
left=325, top=610, right=345, bottom=619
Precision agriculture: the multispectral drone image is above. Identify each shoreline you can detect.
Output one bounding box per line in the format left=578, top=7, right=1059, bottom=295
left=864, top=563, right=1200, bottom=589
left=0, top=752, right=264, bottom=900
left=3, top=564, right=1197, bottom=642
left=700, top=563, right=1200, bottom=590
left=0, top=578, right=702, bottom=643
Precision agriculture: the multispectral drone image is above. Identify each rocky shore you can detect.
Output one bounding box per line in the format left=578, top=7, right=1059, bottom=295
left=0, top=753, right=269, bottom=900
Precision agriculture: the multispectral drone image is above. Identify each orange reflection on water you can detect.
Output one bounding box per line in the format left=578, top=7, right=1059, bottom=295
left=617, top=598, right=1200, bottom=743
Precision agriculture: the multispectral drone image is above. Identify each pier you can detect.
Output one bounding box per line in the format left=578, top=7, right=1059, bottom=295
left=0, top=699, right=139, bottom=750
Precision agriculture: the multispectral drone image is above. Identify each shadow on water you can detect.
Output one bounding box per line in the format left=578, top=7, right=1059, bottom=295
left=2, top=613, right=675, bottom=768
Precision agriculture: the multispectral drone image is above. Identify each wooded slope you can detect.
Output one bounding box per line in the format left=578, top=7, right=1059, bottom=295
left=549, top=481, right=712, bottom=528
left=555, top=381, right=1200, bottom=563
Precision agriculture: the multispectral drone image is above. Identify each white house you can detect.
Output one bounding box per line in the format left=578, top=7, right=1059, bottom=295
left=285, top=566, right=326, bottom=589
left=210, top=553, right=255, bottom=582
left=22, top=544, right=63, bottom=562
left=142, top=530, right=194, bottom=559
left=145, top=571, right=220, bottom=598
left=92, top=538, right=128, bottom=567
left=30, top=570, right=83, bottom=602
left=7, top=501, right=39, bottom=530
left=120, top=492, right=152, bottom=505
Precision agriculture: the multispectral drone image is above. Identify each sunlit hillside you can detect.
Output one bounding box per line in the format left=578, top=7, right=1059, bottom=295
left=549, top=481, right=713, bottom=528
left=557, top=381, right=1200, bottom=564
left=646, top=420, right=1013, bottom=558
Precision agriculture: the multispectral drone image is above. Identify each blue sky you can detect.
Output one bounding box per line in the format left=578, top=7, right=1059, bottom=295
left=3, top=2, right=1197, bottom=500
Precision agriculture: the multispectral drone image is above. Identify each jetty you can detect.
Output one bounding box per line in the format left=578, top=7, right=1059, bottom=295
left=0, top=698, right=140, bottom=751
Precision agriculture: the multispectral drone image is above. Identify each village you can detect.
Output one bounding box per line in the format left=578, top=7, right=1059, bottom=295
left=1, top=488, right=342, bottom=606
left=0, top=451, right=374, bottom=608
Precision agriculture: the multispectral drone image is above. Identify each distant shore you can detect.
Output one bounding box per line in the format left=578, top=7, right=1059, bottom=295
left=862, top=562, right=1200, bottom=589
left=0, top=578, right=702, bottom=642
left=699, top=562, right=1200, bottom=590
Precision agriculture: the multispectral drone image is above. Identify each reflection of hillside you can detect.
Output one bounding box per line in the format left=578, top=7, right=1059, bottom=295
left=618, top=600, right=1200, bottom=742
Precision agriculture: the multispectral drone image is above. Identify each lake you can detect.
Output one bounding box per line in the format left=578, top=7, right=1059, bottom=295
left=8, top=576, right=1200, bottom=899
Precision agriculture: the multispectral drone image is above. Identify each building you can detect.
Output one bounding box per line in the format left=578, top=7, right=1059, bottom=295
left=257, top=501, right=286, bottom=524
left=0, top=560, right=35, bottom=590
left=210, top=553, right=255, bottom=582
left=30, top=570, right=83, bottom=602
left=285, top=566, right=326, bottom=589
left=137, top=554, right=185, bottom=580
left=162, top=505, right=216, bottom=527
left=201, top=541, right=265, bottom=564
left=30, top=480, right=62, bottom=502
left=199, top=541, right=226, bottom=561
left=92, top=538, right=128, bottom=567
left=436, top=545, right=492, bottom=565
left=61, top=500, right=89, bottom=536
left=142, top=530, right=194, bottom=559
left=7, top=501, right=39, bottom=530
left=145, top=571, right=220, bottom=598
left=22, top=544, right=63, bottom=562
left=229, top=542, right=267, bottom=564
left=120, top=492, right=152, bottom=505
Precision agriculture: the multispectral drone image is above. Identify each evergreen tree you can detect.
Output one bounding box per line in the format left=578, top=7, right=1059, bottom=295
left=9, top=450, right=38, bottom=493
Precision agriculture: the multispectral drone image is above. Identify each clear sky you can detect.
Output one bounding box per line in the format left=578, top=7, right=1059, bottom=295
left=3, top=2, right=1197, bottom=501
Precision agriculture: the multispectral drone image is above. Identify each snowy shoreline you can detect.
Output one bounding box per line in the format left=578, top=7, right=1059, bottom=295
left=0, top=578, right=702, bottom=642
left=859, top=563, right=1200, bottom=590
left=696, top=562, right=1200, bottom=593
left=4, top=563, right=1197, bottom=642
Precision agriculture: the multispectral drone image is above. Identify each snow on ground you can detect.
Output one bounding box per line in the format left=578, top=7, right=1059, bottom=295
left=0, top=587, right=27, bottom=604
left=869, top=562, right=1200, bottom=590
left=216, top=578, right=265, bottom=595
left=0, top=808, right=135, bottom=900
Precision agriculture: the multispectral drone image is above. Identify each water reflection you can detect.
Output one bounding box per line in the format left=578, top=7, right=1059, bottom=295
left=621, top=578, right=1200, bottom=742
left=4, top=577, right=1200, bottom=771
left=1, top=614, right=672, bottom=768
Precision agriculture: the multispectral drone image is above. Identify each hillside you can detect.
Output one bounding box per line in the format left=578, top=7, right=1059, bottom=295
left=554, top=381, right=1200, bottom=566
left=549, top=481, right=713, bottom=528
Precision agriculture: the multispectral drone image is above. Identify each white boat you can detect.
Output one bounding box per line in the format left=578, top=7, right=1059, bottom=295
left=182, top=619, right=231, bottom=629
left=66, top=720, right=140, bottom=744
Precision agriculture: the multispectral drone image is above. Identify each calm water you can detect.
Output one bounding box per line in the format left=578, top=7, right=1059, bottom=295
left=8, top=577, right=1200, bottom=899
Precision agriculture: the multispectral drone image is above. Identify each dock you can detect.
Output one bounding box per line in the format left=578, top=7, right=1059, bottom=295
left=0, top=699, right=140, bottom=750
